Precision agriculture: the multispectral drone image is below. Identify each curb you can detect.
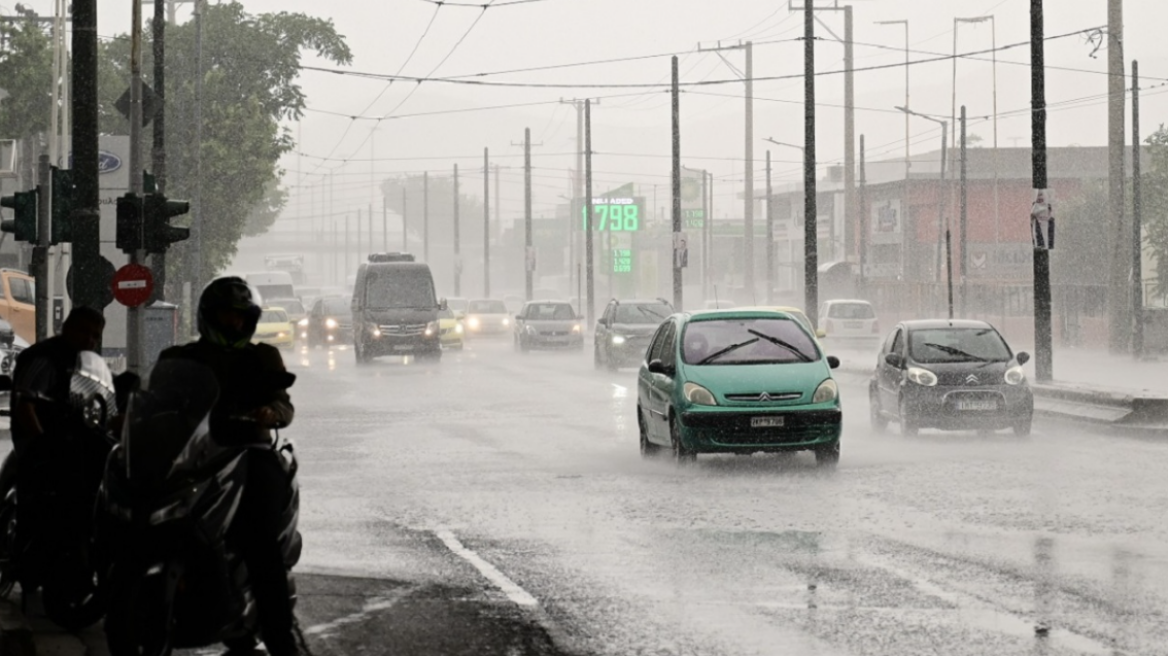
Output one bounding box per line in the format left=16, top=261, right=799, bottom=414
left=0, top=598, right=35, bottom=656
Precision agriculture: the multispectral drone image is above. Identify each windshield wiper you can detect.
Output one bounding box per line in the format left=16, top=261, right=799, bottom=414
left=747, top=329, right=814, bottom=362
left=922, top=342, right=988, bottom=362
left=698, top=338, right=759, bottom=364
left=638, top=306, right=667, bottom=320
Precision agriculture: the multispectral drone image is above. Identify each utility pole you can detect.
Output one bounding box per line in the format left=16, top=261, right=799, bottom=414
left=1032, top=0, right=1053, bottom=382
left=765, top=151, right=774, bottom=304
left=401, top=191, right=407, bottom=252
left=192, top=0, right=204, bottom=296
left=1132, top=60, right=1143, bottom=360
left=382, top=195, right=387, bottom=251
left=345, top=215, right=350, bottom=277
left=701, top=168, right=709, bottom=301
left=585, top=99, right=595, bottom=326
left=127, top=0, right=145, bottom=372
left=453, top=163, right=461, bottom=296
left=34, top=156, right=50, bottom=342
left=71, top=0, right=101, bottom=317
left=367, top=204, right=372, bottom=260
left=1107, top=0, right=1128, bottom=353
left=152, top=0, right=167, bottom=301
left=960, top=105, right=968, bottom=318
left=797, top=3, right=855, bottom=266
left=524, top=130, right=533, bottom=301
left=357, top=209, right=362, bottom=263
left=859, top=135, right=867, bottom=296
left=423, top=172, right=430, bottom=261
left=803, top=2, right=819, bottom=328
left=484, top=147, right=490, bottom=296
left=672, top=56, right=683, bottom=311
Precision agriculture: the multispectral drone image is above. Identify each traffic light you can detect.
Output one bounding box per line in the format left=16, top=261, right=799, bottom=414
left=50, top=167, right=75, bottom=245
left=116, top=193, right=143, bottom=253
left=0, top=189, right=39, bottom=243
left=143, top=193, right=190, bottom=254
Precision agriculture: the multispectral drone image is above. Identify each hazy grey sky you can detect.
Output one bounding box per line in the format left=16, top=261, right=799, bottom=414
left=12, top=0, right=1168, bottom=223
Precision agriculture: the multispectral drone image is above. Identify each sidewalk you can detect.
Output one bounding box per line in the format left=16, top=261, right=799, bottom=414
left=1036, top=348, right=1166, bottom=393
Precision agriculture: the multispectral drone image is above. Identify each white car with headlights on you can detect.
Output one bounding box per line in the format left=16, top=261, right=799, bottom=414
left=464, top=299, right=511, bottom=336
left=513, top=301, right=584, bottom=352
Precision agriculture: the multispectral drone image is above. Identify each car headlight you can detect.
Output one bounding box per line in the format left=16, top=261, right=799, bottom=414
left=1004, top=365, right=1025, bottom=385
left=502, top=318, right=510, bottom=326
left=611, top=335, right=626, bottom=345
left=683, top=382, right=717, bottom=406
left=455, top=323, right=464, bottom=334
left=424, top=321, right=438, bottom=336
left=572, top=324, right=581, bottom=333
left=326, top=318, right=338, bottom=329
left=369, top=324, right=381, bottom=337
left=906, top=366, right=938, bottom=387
left=468, top=317, right=480, bottom=329
left=298, top=318, right=309, bottom=327
left=277, top=332, right=287, bottom=339
left=812, top=379, right=839, bottom=404
left=524, top=324, right=536, bottom=335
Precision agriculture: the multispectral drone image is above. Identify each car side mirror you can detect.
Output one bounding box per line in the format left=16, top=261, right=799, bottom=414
left=884, top=353, right=904, bottom=368
left=439, top=298, right=448, bottom=311
left=1016, top=351, right=1031, bottom=365
left=647, top=359, right=672, bottom=376
left=826, top=355, right=840, bottom=369
left=816, top=329, right=826, bottom=339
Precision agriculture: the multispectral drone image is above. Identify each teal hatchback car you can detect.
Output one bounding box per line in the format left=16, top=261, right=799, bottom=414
left=636, top=310, right=842, bottom=467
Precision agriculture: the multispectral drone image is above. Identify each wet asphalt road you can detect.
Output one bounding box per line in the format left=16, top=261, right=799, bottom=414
left=271, top=337, right=1168, bottom=656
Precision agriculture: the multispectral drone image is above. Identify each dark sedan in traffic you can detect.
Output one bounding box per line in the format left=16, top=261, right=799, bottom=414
left=869, top=319, right=1033, bottom=436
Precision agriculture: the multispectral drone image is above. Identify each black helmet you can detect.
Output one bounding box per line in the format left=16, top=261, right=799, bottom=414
left=198, top=277, right=262, bottom=347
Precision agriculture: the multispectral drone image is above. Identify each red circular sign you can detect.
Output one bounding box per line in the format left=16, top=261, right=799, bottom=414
left=111, top=263, right=155, bottom=307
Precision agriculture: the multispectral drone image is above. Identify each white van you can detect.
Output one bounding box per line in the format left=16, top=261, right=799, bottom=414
left=244, top=271, right=296, bottom=302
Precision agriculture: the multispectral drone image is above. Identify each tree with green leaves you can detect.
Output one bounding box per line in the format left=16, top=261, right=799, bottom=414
left=0, top=9, right=54, bottom=143
left=96, top=2, right=351, bottom=288
left=1143, top=125, right=1168, bottom=301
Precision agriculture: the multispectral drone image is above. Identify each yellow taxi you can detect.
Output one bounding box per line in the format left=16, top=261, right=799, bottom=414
left=437, top=307, right=464, bottom=350
left=740, top=306, right=824, bottom=341
left=253, top=307, right=295, bottom=350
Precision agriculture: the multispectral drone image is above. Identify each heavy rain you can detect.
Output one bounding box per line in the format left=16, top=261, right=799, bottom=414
left=0, top=0, right=1167, bottom=655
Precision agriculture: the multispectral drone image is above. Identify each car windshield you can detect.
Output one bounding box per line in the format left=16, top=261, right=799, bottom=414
left=615, top=303, right=671, bottom=324
left=447, top=299, right=468, bottom=312
left=322, top=298, right=349, bottom=315
left=469, top=300, right=507, bottom=314
left=438, top=308, right=456, bottom=320
left=365, top=271, right=435, bottom=309
left=260, top=309, right=288, bottom=324
left=682, top=318, right=819, bottom=365
left=908, top=328, right=1012, bottom=363
left=526, top=304, right=575, bottom=320
left=827, top=302, right=875, bottom=319
left=270, top=299, right=304, bottom=315
left=256, top=283, right=295, bottom=300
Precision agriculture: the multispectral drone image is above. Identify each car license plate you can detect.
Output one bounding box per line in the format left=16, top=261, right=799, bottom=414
left=845, top=321, right=864, bottom=329
left=393, top=345, right=415, bottom=351
left=751, top=416, right=785, bottom=428
left=957, top=399, right=996, bottom=411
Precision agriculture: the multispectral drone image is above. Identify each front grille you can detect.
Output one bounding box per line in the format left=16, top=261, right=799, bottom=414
left=682, top=409, right=841, bottom=431
left=380, top=323, right=427, bottom=336
left=539, top=331, right=570, bottom=337
left=255, top=332, right=281, bottom=340
left=724, top=392, right=804, bottom=403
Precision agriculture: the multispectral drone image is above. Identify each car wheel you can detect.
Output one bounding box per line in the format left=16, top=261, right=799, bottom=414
left=638, top=407, right=659, bottom=459
left=899, top=397, right=919, bottom=437
left=815, top=442, right=840, bottom=469
left=1013, top=416, right=1032, bottom=437
left=869, top=389, right=888, bottom=433
left=669, top=417, right=696, bottom=465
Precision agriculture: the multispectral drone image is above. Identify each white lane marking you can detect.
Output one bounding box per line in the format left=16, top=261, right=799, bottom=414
left=303, top=588, right=412, bottom=638
left=435, top=529, right=539, bottom=607
left=611, top=383, right=628, bottom=398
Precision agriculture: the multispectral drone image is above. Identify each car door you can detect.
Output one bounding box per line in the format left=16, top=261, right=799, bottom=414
left=639, top=321, right=670, bottom=442
left=647, top=321, right=678, bottom=441
left=878, top=328, right=905, bottom=411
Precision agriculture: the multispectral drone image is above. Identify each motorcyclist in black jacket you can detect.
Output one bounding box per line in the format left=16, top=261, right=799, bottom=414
left=157, top=277, right=300, bottom=656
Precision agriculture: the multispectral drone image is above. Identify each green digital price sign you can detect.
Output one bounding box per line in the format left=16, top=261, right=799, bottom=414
left=612, top=248, right=633, bottom=273
left=579, top=197, right=645, bottom=232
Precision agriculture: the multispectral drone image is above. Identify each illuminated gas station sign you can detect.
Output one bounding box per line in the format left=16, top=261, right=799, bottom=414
left=578, top=197, right=645, bottom=232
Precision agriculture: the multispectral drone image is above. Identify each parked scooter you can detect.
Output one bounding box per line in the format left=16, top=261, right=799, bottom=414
left=0, top=351, right=118, bottom=630
left=97, top=358, right=301, bottom=656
